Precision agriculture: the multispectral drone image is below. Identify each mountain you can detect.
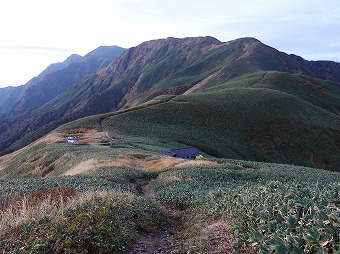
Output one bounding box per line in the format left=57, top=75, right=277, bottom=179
left=0, top=46, right=124, bottom=154
left=0, top=54, right=82, bottom=116
left=0, top=36, right=339, bottom=171
left=30, top=36, right=339, bottom=118
left=35, top=54, right=83, bottom=80
left=10, top=46, right=124, bottom=113
left=289, top=54, right=340, bottom=82
left=0, top=85, right=26, bottom=116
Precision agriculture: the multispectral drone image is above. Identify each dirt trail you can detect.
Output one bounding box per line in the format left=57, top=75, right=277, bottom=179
left=127, top=177, right=182, bottom=254
left=128, top=174, right=235, bottom=254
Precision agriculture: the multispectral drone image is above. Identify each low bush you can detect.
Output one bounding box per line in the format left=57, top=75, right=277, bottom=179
left=153, top=164, right=340, bottom=253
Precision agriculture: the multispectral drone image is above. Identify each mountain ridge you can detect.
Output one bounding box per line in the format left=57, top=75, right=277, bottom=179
left=0, top=54, right=83, bottom=116
left=10, top=45, right=125, bottom=114
left=0, top=36, right=339, bottom=171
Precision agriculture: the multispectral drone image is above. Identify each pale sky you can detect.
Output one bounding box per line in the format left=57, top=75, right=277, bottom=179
left=0, top=0, right=339, bottom=88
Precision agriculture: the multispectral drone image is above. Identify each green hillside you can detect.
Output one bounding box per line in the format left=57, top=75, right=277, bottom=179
left=0, top=95, right=339, bottom=252
left=102, top=88, right=340, bottom=171
left=0, top=135, right=339, bottom=252
left=201, top=71, right=340, bottom=115
left=1, top=36, right=339, bottom=157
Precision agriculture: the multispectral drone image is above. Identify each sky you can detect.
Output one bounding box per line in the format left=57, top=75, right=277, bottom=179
left=0, top=0, right=339, bottom=88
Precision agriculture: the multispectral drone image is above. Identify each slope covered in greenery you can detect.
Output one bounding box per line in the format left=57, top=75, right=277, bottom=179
left=0, top=46, right=124, bottom=155
left=0, top=35, right=339, bottom=253
left=0, top=129, right=339, bottom=252
left=0, top=36, right=339, bottom=157
left=0, top=96, right=338, bottom=252
left=102, top=88, right=339, bottom=171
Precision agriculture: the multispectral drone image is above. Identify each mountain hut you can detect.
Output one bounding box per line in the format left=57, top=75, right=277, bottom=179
left=160, top=147, right=202, bottom=160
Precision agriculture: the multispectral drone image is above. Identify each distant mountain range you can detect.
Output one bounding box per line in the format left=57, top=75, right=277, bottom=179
left=0, top=36, right=339, bottom=171
left=9, top=46, right=124, bottom=114
left=0, top=54, right=82, bottom=116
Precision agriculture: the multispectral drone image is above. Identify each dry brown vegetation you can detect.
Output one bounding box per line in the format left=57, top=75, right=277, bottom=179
left=60, top=128, right=107, bottom=145
left=61, top=152, right=218, bottom=176
left=0, top=186, right=81, bottom=231
left=1, top=126, right=218, bottom=179
left=0, top=129, right=108, bottom=178
left=63, top=158, right=99, bottom=176
left=184, top=69, right=225, bottom=94
left=64, top=154, right=217, bottom=176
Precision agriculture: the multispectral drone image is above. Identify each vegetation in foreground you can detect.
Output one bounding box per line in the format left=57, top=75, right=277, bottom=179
left=0, top=159, right=339, bottom=253
left=154, top=162, right=339, bottom=253
left=0, top=168, right=162, bottom=253
left=0, top=121, right=338, bottom=253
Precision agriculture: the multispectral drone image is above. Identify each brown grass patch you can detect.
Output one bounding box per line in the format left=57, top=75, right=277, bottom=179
left=234, top=41, right=260, bottom=61
left=0, top=144, right=33, bottom=177
left=0, top=192, right=23, bottom=218
left=0, top=186, right=80, bottom=223
left=35, top=128, right=107, bottom=146
left=99, top=154, right=217, bottom=172
left=184, top=69, right=225, bottom=94
left=27, top=186, right=80, bottom=204
left=146, top=156, right=188, bottom=171
left=0, top=154, right=12, bottom=173
left=61, top=129, right=107, bottom=145
left=0, top=129, right=107, bottom=178
left=63, top=158, right=98, bottom=176
left=63, top=154, right=218, bottom=176
left=174, top=160, right=217, bottom=168
left=35, top=132, right=65, bottom=145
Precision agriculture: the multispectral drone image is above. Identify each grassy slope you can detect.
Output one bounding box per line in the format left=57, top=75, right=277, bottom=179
left=0, top=155, right=339, bottom=253
left=201, top=71, right=340, bottom=115
left=0, top=101, right=339, bottom=252
left=102, top=88, right=340, bottom=171
left=2, top=37, right=340, bottom=157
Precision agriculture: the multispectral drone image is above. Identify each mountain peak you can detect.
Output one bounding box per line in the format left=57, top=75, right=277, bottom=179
left=164, top=35, right=221, bottom=44
left=83, top=45, right=125, bottom=61
left=65, top=54, right=82, bottom=63
left=100, top=36, right=223, bottom=77
left=224, top=37, right=261, bottom=45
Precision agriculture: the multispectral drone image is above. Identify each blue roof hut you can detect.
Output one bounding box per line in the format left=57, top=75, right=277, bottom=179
left=160, top=147, right=202, bottom=160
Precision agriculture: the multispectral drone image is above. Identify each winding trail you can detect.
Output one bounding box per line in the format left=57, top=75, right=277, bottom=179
left=246, top=71, right=267, bottom=88
left=127, top=177, right=182, bottom=254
